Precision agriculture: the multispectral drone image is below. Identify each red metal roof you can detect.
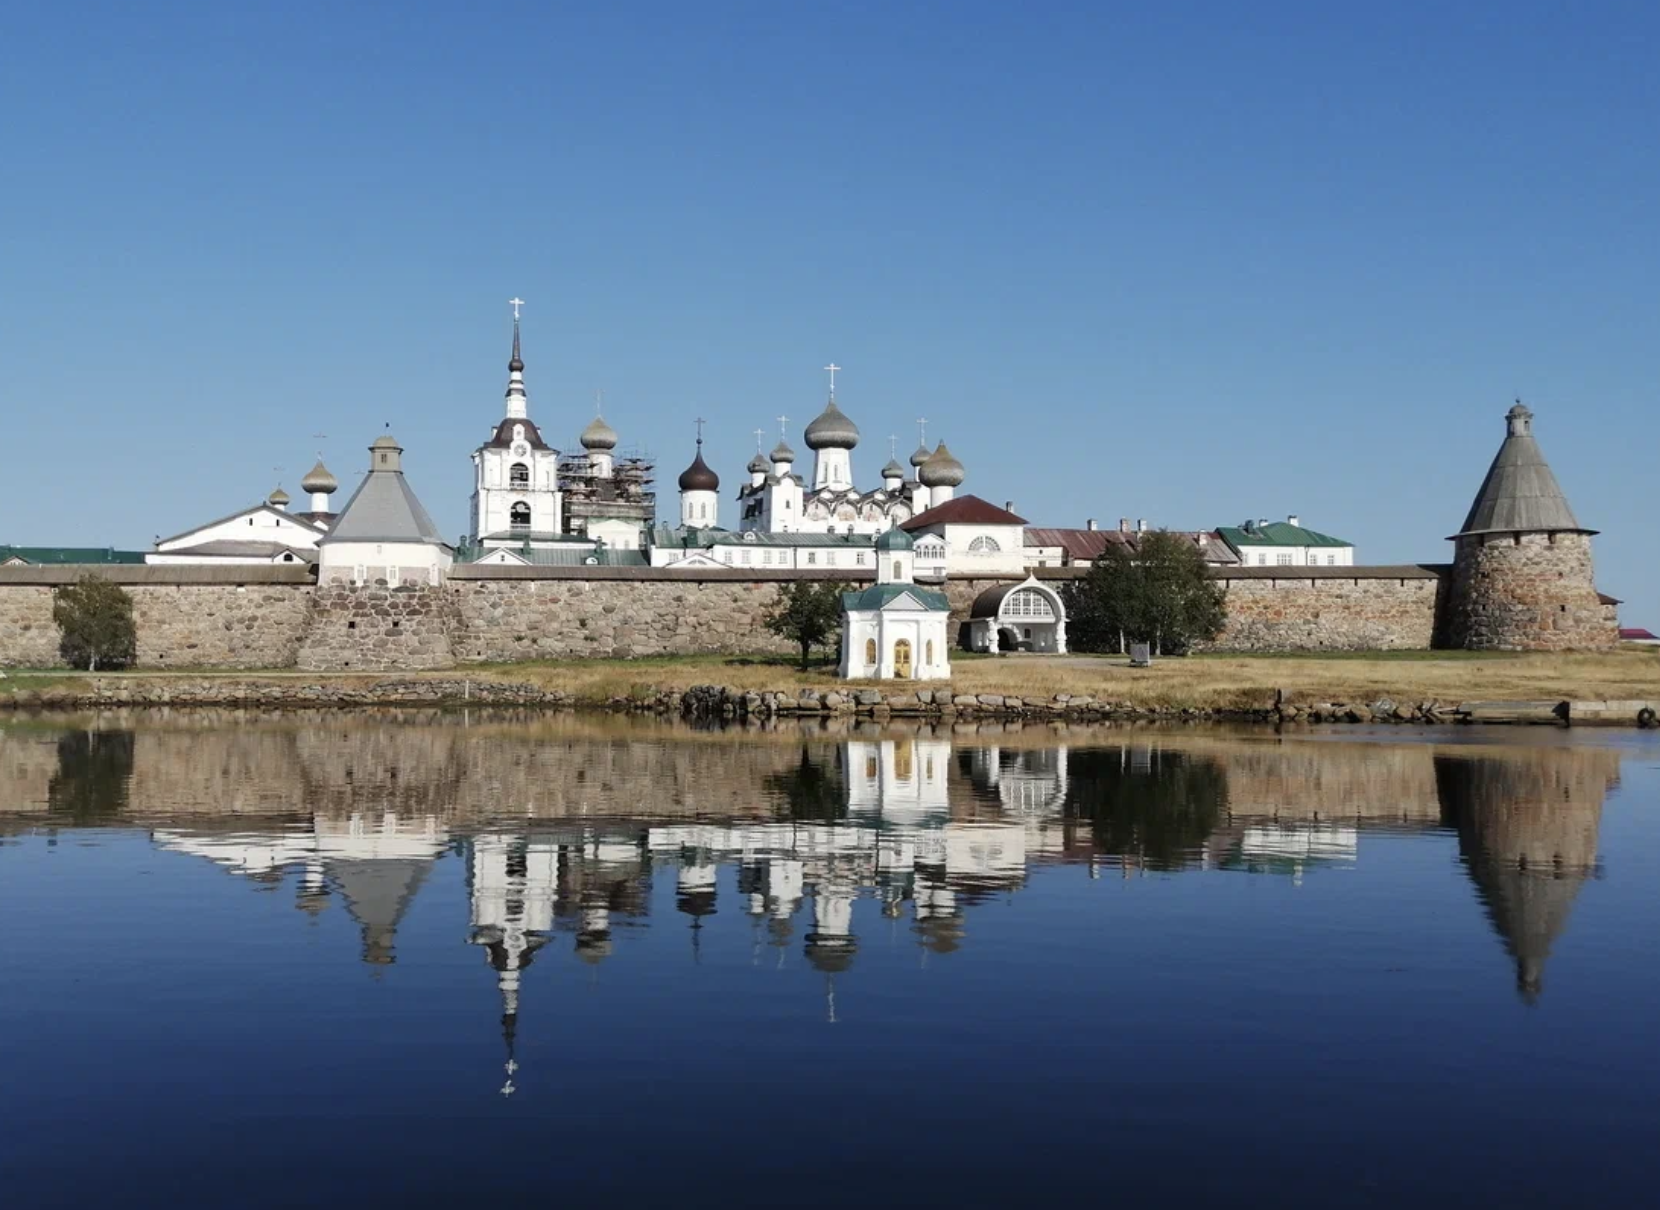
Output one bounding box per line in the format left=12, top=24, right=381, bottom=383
left=901, top=494, right=1027, bottom=530
left=1618, top=628, right=1657, bottom=641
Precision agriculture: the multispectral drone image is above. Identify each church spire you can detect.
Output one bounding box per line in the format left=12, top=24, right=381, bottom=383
left=504, top=298, right=528, bottom=421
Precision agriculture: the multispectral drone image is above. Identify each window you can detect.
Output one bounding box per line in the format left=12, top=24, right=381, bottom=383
left=1327, top=554, right=1336, bottom=565
left=353, top=564, right=366, bottom=585
left=893, top=560, right=903, bottom=580
left=855, top=552, right=866, bottom=566
left=1257, top=554, right=1267, bottom=566
left=968, top=535, right=1001, bottom=553
left=510, top=502, right=531, bottom=529
left=865, top=638, right=877, bottom=665
left=1276, top=554, right=1293, bottom=566
left=388, top=566, right=400, bottom=586
left=925, top=639, right=934, bottom=665
left=509, top=462, right=530, bottom=488
left=740, top=549, right=750, bottom=564
left=807, top=552, right=817, bottom=565
left=1005, top=589, right=1055, bottom=620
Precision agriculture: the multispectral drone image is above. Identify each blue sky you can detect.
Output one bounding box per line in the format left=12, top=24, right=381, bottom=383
left=2, top=1, right=1654, bottom=618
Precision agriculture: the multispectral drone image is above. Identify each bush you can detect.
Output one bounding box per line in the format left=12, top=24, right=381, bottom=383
left=53, top=575, right=138, bottom=671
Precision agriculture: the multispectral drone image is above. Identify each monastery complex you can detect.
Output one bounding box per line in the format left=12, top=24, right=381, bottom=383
left=0, top=308, right=1621, bottom=672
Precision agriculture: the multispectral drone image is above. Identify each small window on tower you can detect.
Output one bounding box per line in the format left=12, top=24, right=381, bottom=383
left=510, top=462, right=530, bottom=488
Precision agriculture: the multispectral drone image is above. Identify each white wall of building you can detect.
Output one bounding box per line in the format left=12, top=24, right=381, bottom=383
left=1234, top=544, right=1354, bottom=568
left=153, top=506, right=325, bottom=554
left=471, top=423, right=563, bottom=543
left=317, top=539, right=453, bottom=586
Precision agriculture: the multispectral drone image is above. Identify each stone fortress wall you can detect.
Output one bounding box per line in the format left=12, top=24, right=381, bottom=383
left=0, top=559, right=1610, bottom=670
left=1445, top=531, right=1614, bottom=651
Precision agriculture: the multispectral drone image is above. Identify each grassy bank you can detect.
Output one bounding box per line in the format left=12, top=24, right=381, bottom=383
left=4, top=648, right=1654, bottom=711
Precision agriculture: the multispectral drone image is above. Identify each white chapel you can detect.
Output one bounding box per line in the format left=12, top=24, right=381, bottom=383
left=838, top=527, right=952, bottom=681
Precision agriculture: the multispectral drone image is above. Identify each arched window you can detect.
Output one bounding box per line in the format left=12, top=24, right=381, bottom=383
left=892, top=560, right=903, bottom=580
left=926, top=639, right=935, bottom=665
left=968, top=535, right=1001, bottom=553
left=864, top=637, right=877, bottom=666
left=509, top=462, right=530, bottom=488
left=1004, top=589, right=1056, bottom=621
left=509, top=502, right=531, bottom=529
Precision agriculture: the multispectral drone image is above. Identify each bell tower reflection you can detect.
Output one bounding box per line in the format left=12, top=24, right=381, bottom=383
left=1435, top=746, right=1618, bottom=1004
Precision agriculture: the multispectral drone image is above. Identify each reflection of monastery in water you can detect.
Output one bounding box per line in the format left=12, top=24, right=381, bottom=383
left=3, top=719, right=1629, bottom=1082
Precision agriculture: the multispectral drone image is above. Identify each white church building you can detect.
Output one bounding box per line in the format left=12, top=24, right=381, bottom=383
left=838, top=528, right=952, bottom=681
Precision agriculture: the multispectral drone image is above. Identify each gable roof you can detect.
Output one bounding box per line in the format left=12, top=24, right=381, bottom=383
left=1024, top=527, right=1240, bottom=565
left=323, top=468, right=449, bottom=547
left=1455, top=409, right=1590, bottom=537
left=842, top=583, right=950, bottom=612
left=1217, top=521, right=1351, bottom=549
left=901, top=494, right=1027, bottom=531
left=0, top=545, right=147, bottom=566
left=155, top=503, right=326, bottom=548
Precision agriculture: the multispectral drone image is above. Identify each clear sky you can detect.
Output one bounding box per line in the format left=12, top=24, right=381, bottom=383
left=2, top=1, right=1654, bottom=619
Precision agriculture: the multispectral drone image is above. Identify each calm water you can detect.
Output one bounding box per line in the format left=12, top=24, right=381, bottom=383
left=2, top=714, right=1657, bottom=1207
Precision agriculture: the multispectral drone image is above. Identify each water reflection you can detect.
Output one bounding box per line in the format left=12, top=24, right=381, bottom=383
left=0, top=718, right=1625, bottom=1013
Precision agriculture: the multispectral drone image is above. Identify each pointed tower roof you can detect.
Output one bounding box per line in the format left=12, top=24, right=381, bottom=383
left=322, top=434, right=450, bottom=546
left=1454, top=403, right=1593, bottom=538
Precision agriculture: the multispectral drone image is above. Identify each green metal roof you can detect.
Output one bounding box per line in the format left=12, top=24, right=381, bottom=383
left=841, top=584, right=949, bottom=612
left=1216, top=522, right=1351, bottom=549
left=0, top=546, right=147, bottom=566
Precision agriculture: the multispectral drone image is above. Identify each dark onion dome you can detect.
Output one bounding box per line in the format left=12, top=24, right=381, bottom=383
left=267, top=486, right=291, bottom=507
left=875, top=525, right=914, bottom=551
left=678, top=445, right=720, bottom=492
left=747, top=452, right=770, bottom=474
left=770, top=439, right=797, bottom=463
left=909, top=442, right=933, bottom=468
left=918, top=441, right=966, bottom=488
left=580, top=414, right=619, bottom=451
left=803, top=399, right=860, bottom=450
left=300, top=459, right=338, bottom=495
left=881, top=457, right=905, bottom=480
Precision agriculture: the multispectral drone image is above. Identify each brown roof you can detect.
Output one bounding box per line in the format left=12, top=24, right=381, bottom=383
left=1024, top=527, right=1241, bottom=565
left=901, top=494, right=1026, bottom=530
left=482, top=416, right=551, bottom=451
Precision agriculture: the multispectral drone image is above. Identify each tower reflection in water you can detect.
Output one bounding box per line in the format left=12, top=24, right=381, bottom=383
left=7, top=720, right=1621, bottom=1091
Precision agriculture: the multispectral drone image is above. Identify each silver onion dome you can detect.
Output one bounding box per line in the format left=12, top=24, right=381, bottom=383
left=747, top=452, right=770, bottom=474
left=770, top=439, right=797, bottom=464
left=909, top=442, right=933, bottom=469
left=300, top=459, right=338, bottom=495
left=803, top=399, right=860, bottom=450
left=580, top=414, right=619, bottom=451
left=881, top=457, right=905, bottom=479
left=918, top=441, right=966, bottom=488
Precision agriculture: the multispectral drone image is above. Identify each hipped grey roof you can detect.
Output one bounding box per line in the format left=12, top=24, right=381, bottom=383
left=1455, top=405, right=1592, bottom=537
left=323, top=467, right=450, bottom=546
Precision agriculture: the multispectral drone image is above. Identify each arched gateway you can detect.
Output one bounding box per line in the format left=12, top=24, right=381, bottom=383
left=968, top=576, right=1068, bottom=654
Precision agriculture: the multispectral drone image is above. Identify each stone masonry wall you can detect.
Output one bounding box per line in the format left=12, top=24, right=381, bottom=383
left=1446, top=531, right=1616, bottom=651
left=0, top=581, right=313, bottom=669
left=297, top=586, right=457, bottom=671
left=1208, top=573, right=1446, bottom=652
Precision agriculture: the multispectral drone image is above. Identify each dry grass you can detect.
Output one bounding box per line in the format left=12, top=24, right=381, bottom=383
left=469, top=648, right=1660, bottom=708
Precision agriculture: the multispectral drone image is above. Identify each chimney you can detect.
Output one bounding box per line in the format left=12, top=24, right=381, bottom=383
left=1005, top=501, right=1015, bottom=513
left=1086, top=519, right=1097, bottom=531
left=1287, top=514, right=1300, bottom=527
left=1119, top=518, right=1130, bottom=533
left=1136, top=518, right=1146, bottom=533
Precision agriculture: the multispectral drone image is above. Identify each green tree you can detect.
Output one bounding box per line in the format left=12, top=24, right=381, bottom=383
left=764, top=580, right=847, bottom=670
left=1063, top=531, right=1226, bottom=656
left=53, top=575, right=138, bottom=671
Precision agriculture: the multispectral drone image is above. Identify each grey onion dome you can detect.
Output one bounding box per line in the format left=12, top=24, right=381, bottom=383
left=747, top=452, right=771, bottom=474
left=881, top=457, right=905, bottom=479
left=803, top=399, right=860, bottom=450
left=267, top=486, right=291, bottom=506
left=678, top=446, right=720, bottom=492
left=909, top=443, right=933, bottom=468
left=580, top=414, right=618, bottom=451
left=300, top=459, right=338, bottom=495
left=770, top=439, right=796, bottom=463
left=919, top=441, right=966, bottom=488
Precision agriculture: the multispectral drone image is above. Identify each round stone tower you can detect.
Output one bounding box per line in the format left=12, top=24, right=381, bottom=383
left=1445, top=403, right=1614, bottom=650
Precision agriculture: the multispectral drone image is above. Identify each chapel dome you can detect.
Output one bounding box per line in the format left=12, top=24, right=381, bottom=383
left=875, top=526, right=915, bottom=552
left=580, top=415, right=619, bottom=451
left=918, top=442, right=966, bottom=488
left=909, top=443, right=933, bottom=468
left=300, top=460, right=338, bottom=495
left=881, top=457, right=905, bottom=480
left=747, top=452, right=771, bottom=474
left=771, top=439, right=797, bottom=464
left=803, top=399, right=860, bottom=450
left=267, top=486, right=291, bottom=507
left=678, top=448, right=720, bottom=492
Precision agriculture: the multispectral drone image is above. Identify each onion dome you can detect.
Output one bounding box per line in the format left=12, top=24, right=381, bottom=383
left=300, top=459, right=338, bottom=495
left=909, top=443, right=933, bottom=469
left=803, top=399, right=860, bottom=450
left=771, top=439, right=796, bottom=464
left=580, top=414, right=618, bottom=451
left=678, top=443, right=720, bottom=492
left=919, top=441, right=966, bottom=488
left=267, top=486, right=290, bottom=507
left=881, top=457, right=905, bottom=480
left=875, top=526, right=914, bottom=551
left=747, top=452, right=770, bottom=475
